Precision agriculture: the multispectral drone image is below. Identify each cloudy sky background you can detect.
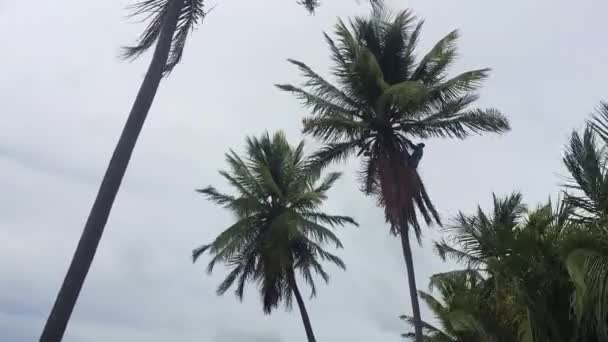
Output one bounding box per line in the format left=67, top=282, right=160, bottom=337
left=2, top=0, right=608, bottom=341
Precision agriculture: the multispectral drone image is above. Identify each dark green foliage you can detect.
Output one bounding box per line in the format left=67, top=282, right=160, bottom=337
left=564, top=102, right=608, bottom=224
left=433, top=194, right=578, bottom=342
left=193, top=132, right=357, bottom=313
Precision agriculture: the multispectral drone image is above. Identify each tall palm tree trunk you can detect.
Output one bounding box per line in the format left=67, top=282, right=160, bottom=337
left=39, top=1, right=184, bottom=341
left=289, top=271, right=317, bottom=342
left=399, top=221, right=424, bottom=342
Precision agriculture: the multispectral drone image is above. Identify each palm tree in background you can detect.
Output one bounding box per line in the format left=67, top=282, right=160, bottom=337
left=40, top=1, right=206, bottom=341
left=193, top=132, right=357, bottom=342
left=402, top=270, right=519, bottom=342
left=435, top=193, right=578, bottom=342
left=277, top=4, right=510, bottom=341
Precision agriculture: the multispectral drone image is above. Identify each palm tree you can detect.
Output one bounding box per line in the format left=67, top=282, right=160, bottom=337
left=40, top=1, right=206, bottom=341
left=562, top=103, right=608, bottom=341
left=277, top=5, right=510, bottom=341
left=401, top=270, right=518, bottom=342
left=435, top=193, right=578, bottom=342
left=192, top=131, right=357, bottom=342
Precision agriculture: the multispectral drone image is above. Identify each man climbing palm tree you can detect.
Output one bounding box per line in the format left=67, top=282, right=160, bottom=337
left=278, top=4, right=510, bottom=342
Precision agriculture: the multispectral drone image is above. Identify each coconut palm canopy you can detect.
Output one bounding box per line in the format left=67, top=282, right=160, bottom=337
left=278, top=5, right=510, bottom=237
left=193, top=131, right=358, bottom=313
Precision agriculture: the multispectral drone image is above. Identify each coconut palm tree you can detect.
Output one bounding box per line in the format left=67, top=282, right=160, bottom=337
left=435, top=194, right=578, bottom=342
left=277, top=5, right=510, bottom=341
left=562, top=103, right=608, bottom=341
left=193, top=131, right=357, bottom=342
left=401, top=270, right=519, bottom=342
left=40, top=1, right=206, bottom=341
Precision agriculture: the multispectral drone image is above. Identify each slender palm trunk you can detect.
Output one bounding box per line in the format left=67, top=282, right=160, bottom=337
left=399, top=221, right=424, bottom=342
left=289, top=272, right=317, bottom=342
left=39, top=1, right=184, bottom=341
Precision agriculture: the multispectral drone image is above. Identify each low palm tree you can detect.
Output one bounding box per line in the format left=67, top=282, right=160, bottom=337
left=562, top=103, right=608, bottom=341
left=193, top=132, right=357, bottom=342
left=277, top=5, right=510, bottom=341
left=40, top=1, right=206, bottom=341
left=435, top=194, right=577, bottom=342
left=401, top=270, right=517, bottom=342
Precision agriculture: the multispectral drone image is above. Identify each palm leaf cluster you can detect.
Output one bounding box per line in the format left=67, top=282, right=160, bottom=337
left=193, top=131, right=357, bottom=313
left=124, top=0, right=208, bottom=74
left=278, top=5, right=509, bottom=238
left=403, top=104, right=608, bottom=342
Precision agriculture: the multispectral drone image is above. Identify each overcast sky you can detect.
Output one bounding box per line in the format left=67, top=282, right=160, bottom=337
left=2, top=0, right=608, bottom=341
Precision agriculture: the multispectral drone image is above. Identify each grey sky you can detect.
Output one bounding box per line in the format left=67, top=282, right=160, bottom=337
left=1, top=0, right=607, bottom=341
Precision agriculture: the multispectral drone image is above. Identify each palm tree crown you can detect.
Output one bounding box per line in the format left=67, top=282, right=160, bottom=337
left=124, top=0, right=207, bottom=74
left=278, top=5, right=510, bottom=237
left=193, top=131, right=357, bottom=313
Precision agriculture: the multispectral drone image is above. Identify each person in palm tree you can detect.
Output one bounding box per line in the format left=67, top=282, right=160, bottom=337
left=277, top=4, right=510, bottom=342
left=193, top=131, right=358, bottom=342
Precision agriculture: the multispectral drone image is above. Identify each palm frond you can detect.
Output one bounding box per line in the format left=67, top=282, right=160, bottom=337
left=192, top=244, right=211, bottom=263
left=303, top=212, right=359, bottom=227
left=589, top=101, right=608, bottom=143
left=434, top=241, right=484, bottom=268
left=300, top=219, right=344, bottom=248
left=432, top=69, right=490, bottom=102
left=302, top=116, right=368, bottom=143
left=307, top=141, right=360, bottom=172
left=412, top=30, right=459, bottom=85
left=123, top=0, right=206, bottom=74
left=401, top=108, right=510, bottom=139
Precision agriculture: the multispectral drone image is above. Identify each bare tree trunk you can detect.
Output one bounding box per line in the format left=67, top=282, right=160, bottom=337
left=289, top=272, right=317, bottom=342
left=399, top=221, right=424, bottom=342
left=39, top=1, right=184, bottom=341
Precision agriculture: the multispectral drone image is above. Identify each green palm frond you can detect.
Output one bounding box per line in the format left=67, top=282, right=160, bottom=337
left=434, top=241, right=484, bottom=268
left=401, top=314, right=455, bottom=342
left=589, top=101, right=608, bottom=143
left=412, top=30, right=459, bottom=85
left=400, top=108, right=510, bottom=139
left=123, top=0, right=207, bottom=74
left=564, top=112, right=608, bottom=223
left=431, top=69, right=490, bottom=102
left=302, top=116, right=368, bottom=143
left=565, top=247, right=608, bottom=340
left=307, top=140, right=360, bottom=172
left=303, top=212, right=359, bottom=227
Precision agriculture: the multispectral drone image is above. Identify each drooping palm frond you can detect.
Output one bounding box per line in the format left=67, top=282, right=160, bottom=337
left=123, top=0, right=207, bottom=74
left=399, top=108, right=510, bottom=139
left=193, top=131, right=357, bottom=314
left=589, top=101, right=608, bottom=143
left=401, top=314, right=455, bottom=342
left=411, top=30, right=459, bottom=84
left=564, top=105, right=608, bottom=223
